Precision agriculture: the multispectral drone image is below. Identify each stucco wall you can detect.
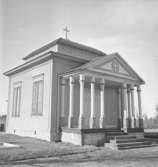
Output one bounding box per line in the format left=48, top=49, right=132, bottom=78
left=7, top=60, right=53, bottom=141
left=51, top=57, right=82, bottom=140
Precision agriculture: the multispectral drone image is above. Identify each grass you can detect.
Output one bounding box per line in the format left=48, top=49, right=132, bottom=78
left=1, top=133, right=158, bottom=166
left=0, top=133, right=98, bottom=164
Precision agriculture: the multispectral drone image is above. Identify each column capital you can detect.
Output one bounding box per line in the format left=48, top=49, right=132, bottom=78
left=137, top=85, right=141, bottom=92
left=100, top=83, right=105, bottom=91
left=100, top=78, right=105, bottom=84
left=129, top=84, right=134, bottom=89
left=69, top=76, right=75, bottom=85
left=79, top=74, right=85, bottom=82
left=90, top=77, right=95, bottom=84
left=118, top=88, right=121, bottom=94
left=61, top=78, right=66, bottom=86
left=99, top=79, right=105, bottom=91
left=127, top=87, right=131, bottom=93
left=122, top=83, right=127, bottom=89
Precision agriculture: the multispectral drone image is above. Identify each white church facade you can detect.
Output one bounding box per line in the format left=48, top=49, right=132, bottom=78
left=4, top=38, right=145, bottom=146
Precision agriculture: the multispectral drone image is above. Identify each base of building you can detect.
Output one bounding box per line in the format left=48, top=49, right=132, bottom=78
left=62, top=128, right=106, bottom=146
left=7, top=129, right=51, bottom=141
left=61, top=127, right=145, bottom=146
left=61, top=128, right=120, bottom=146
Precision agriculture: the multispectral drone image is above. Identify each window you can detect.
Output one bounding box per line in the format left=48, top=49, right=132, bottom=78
left=32, top=74, right=44, bottom=115
left=12, top=82, right=22, bottom=117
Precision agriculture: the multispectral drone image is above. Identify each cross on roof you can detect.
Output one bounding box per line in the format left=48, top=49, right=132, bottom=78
left=63, top=26, right=70, bottom=40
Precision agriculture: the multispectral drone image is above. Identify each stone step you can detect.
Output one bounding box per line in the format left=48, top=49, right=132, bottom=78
left=118, top=141, right=152, bottom=147
left=110, top=135, right=136, bottom=140
left=107, top=132, right=127, bottom=135
left=118, top=143, right=157, bottom=150
left=116, top=138, right=149, bottom=143
left=106, top=129, right=123, bottom=132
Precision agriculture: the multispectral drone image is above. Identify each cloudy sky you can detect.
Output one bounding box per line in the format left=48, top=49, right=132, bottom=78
left=0, top=0, right=158, bottom=117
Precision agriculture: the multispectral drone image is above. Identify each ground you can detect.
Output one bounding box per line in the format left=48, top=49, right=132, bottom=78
left=1, top=133, right=158, bottom=167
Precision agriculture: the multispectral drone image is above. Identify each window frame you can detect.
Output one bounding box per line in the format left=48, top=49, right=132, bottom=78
left=31, top=74, right=44, bottom=116
left=12, top=81, right=22, bottom=117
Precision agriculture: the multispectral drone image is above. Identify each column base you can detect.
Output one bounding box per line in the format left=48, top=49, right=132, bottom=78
left=78, top=116, right=85, bottom=129
left=89, top=117, right=96, bottom=128
left=131, top=117, right=137, bottom=128
left=139, top=118, right=144, bottom=128
left=123, top=117, right=127, bottom=129
left=126, top=118, right=132, bottom=128
left=118, top=118, right=122, bottom=129
left=99, top=117, right=106, bottom=128
left=68, top=116, right=76, bottom=128
left=134, top=118, right=137, bottom=128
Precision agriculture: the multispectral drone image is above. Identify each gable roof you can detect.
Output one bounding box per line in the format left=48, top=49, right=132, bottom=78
left=23, top=37, right=106, bottom=60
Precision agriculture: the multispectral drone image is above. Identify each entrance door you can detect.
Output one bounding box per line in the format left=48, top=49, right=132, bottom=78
left=104, top=87, right=119, bottom=128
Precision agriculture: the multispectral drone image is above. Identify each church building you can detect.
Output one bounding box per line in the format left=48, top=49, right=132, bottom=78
left=4, top=38, right=145, bottom=146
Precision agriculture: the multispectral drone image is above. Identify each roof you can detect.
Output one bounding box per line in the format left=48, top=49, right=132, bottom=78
left=23, top=37, right=106, bottom=60
left=4, top=52, right=53, bottom=76
left=60, top=52, right=145, bottom=84
left=4, top=51, right=87, bottom=76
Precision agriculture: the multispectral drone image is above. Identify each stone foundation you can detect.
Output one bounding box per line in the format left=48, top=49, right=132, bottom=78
left=62, top=128, right=111, bottom=146
left=62, top=127, right=145, bottom=146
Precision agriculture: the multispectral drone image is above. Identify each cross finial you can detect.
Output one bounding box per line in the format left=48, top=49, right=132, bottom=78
left=63, top=26, right=70, bottom=40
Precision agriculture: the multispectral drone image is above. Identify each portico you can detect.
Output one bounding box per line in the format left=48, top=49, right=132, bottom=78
left=60, top=74, right=143, bottom=131
left=60, top=53, right=144, bottom=145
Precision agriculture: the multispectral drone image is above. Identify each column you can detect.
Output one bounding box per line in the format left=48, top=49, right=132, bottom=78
left=127, top=86, right=132, bottom=128
left=122, top=84, right=128, bottom=131
left=60, top=78, right=66, bottom=126
left=99, top=79, right=105, bottom=128
left=78, top=74, right=85, bottom=129
left=68, top=77, right=75, bottom=128
left=90, top=77, right=95, bottom=128
left=137, top=85, right=143, bottom=128
left=118, top=88, right=122, bottom=128
left=130, top=85, right=136, bottom=128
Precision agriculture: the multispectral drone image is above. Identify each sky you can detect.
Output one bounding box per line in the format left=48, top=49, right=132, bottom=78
left=0, top=0, right=158, bottom=117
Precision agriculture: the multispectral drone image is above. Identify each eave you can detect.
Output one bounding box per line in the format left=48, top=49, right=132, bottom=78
left=4, top=52, right=53, bottom=76
left=3, top=51, right=87, bottom=77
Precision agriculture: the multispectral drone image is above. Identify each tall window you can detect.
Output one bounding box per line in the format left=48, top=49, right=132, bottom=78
left=32, top=74, right=44, bottom=115
left=12, top=82, right=22, bottom=117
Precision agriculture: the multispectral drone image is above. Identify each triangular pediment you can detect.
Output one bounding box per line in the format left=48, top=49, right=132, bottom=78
left=97, top=59, right=130, bottom=76
left=80, top=53, right=144, bottom=84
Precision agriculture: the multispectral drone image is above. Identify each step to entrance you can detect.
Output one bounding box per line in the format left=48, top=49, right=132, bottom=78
left=105, top=133, right=158, bottom=150
left=106, top=131, right=127, bottom=142
left=118, top=141, right=152, bottom=147
left=118, top=143, right=158, bottom=150
left=116, top=138, right=150, bottom=143
left=109, top=135, right=136, bottom=140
